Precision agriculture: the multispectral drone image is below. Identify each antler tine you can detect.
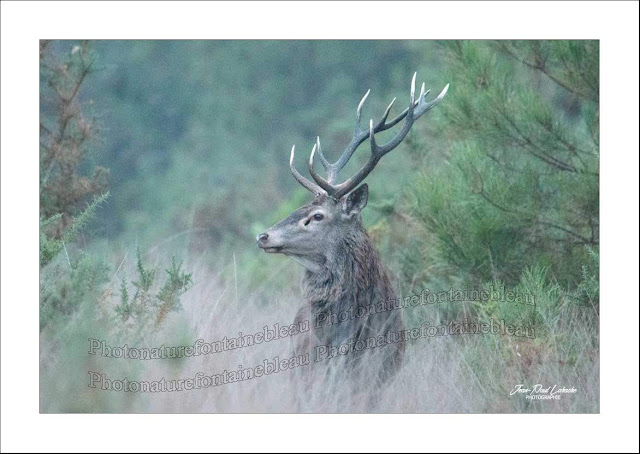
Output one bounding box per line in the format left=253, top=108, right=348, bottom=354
left=288, top=73, right=448, bottom=200
left=332, top=74, right=445, bottom=176
left=315, top=136, right=331, bottom=171
left=379, top=97, right=396, bottom=126
left=328, top=74, right=418, bottom=199
left=289, top=145, right=326, bottom=196
left=376, top=81, right=445, bottom=131
left=330, top=89, right=373, bottom=176
left=308, top=143, right=333, bottom=193
left=331, top=73, right=449, bottom=199
left=355, top=89, right=370, bottom=134
left=369, top=119, right=377, bottom=152
left=370, top=72, right=416, bottom=158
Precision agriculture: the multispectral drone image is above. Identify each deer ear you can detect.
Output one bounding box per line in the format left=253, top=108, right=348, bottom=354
left=342, top=184, right=368, bottom=217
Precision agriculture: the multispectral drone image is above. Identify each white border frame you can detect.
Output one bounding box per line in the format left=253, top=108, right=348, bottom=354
left=2, top=1, right=639, bottom=453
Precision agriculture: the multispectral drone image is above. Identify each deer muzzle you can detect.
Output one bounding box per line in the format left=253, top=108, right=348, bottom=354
left=256, top=232, right=284, bottom=253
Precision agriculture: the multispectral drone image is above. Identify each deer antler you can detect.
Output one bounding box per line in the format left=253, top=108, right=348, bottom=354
left=289, top=72, right=449, bottom=200
left=289, top=145, right=326, bottom=196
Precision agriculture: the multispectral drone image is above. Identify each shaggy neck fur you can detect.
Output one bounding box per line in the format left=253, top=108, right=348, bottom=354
left=302, top=220, right=393, bottom=313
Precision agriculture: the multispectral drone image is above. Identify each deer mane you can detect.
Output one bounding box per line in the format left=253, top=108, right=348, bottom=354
left=301, top=222, right=393, bottom=311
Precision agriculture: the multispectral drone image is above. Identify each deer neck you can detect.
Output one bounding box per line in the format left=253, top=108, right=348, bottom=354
left=302, top=224, right=391, bottom=308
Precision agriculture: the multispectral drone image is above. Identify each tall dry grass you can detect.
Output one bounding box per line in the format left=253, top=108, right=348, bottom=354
left=40, top=248, right=599, bottom=414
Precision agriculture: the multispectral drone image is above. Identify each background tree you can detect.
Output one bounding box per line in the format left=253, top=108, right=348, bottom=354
left=398, top=40, right=599, bottom=295
left=40, top=40, right=109, bottom=238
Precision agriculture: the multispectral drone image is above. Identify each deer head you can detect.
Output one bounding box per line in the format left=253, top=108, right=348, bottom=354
left=257, top=73, right=448, bottom=273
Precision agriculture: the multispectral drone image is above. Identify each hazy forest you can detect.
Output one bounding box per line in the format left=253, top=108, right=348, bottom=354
left=40, top=40, right=599, bottom=413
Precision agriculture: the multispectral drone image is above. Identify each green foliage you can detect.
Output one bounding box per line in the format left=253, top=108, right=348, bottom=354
left=133, top=247, right=156, bottom=295
left=573, top=246, right=599, bottom=309
left=398, top=41, right=599, bottom=292
left=114, top=251, right=193, bottom=328
left=40, top=251, right=110, bottom=331
left=39, top=192, right=110, bottom=330
left=115, top=275, right=132, bottom=320
left=39, top=213, right=63, bottom=267
left=156, top=256, right=194, bottom=322
left=40, top=192, right=110, bottom=267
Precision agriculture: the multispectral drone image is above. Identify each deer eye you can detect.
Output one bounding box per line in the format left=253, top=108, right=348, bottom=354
left=313, top=213, right=324, bottom=221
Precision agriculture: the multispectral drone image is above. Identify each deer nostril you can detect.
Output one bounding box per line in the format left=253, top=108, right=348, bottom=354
left=257, top=233, right=269, bottom=243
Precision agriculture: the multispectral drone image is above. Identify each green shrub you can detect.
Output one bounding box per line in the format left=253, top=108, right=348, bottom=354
left=114, top=248, right=194, bottom=329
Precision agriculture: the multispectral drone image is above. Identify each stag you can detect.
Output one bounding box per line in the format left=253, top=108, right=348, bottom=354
left=257, top=73, right=448, bottom=404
